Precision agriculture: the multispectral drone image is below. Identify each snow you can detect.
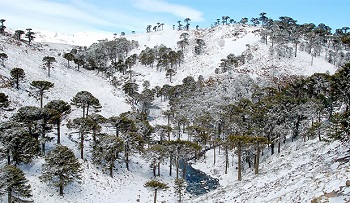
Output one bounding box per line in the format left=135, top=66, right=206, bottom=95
left=1, top=24, right=348, bottom=203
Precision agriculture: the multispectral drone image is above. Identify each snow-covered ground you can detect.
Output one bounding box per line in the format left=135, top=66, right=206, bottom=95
left=0, top=24, right=348, bottom=203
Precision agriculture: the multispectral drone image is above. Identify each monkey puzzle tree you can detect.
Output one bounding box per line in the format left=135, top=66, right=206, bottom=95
left=25, top=28, right=35, bottom=45
left=42, top=56, right=56, bottom=77
left=0, top=52, right=8, bottom=67
left=40, top=145, right=82, bottom=196
left=14, top=30, right=25, bottom=41
left=68, top=117, right=100, bottom=159
left=10, top=68, right=25, bottom=89
left=63, top=52, right=75, bottom=68
left=0, top=165, right=33, bottom=203
left=92, top=134, right=124, bottom=177
left=44, top=100, right=71, bottom=144
left=144, top=179, right=168, bottom=203
left=30, top=80, right=54, bottom=108
left=71, top=91, right=101, bottom=118
left=0, top=19, right=6, bottom=34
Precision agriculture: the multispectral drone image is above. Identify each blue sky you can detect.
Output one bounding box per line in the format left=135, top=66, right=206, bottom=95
left=0, top=0, right=349, bottom=35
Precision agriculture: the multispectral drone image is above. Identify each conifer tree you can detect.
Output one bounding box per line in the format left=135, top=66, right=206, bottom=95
left=30, top=80, right=54, bottom=108
left=174, top=178, right=187, bottom=202
left=44, top=100, right=71, bottom=144
left=68, top=117, right=101, bottom=159
left=40, top=145, right=82, bottom=196
left=10, top=68, right=25, bottom=89
left=0, top=122, right=39, bottom=165
left=92, top=134, right=124, bottom=177
left=144, top=179, right=168, bottom=203
left=0, top=52, right=8, bottom=67
left=42, top=56, right=56, bottom=77
left=0, top=92, right=9, bottom=108
left=0, top=165, right=33, bottom=203
left=71, top=91, right=101, bottom=118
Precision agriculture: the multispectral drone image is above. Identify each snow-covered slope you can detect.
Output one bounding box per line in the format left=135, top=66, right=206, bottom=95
left=0, top=25, right=347, bottom=203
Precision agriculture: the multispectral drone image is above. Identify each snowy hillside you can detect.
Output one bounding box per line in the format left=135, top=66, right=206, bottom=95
left=0, top=24, right=349, bottom=203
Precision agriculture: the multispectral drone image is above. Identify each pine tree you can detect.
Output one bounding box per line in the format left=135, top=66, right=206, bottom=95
left=0, top=165, right=33, bottom=203
left=40, top=145, right=82, bottom=196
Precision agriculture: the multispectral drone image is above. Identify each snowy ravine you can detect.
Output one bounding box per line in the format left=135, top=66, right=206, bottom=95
left=0, top=24, right=349, bottom=203
left=190, top=139, right=349, bottom=203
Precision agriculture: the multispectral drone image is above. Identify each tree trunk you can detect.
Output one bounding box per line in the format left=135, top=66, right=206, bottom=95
left=57, top=120, right=61, bottom=144
left=8, top=188, right=12, bottom=203
left=169, top=155, right=172, bottom=176
left=225, top=145, right=228, bottom=174
left=15, top=76, right=19, bottom=89
left=125, top=145, right=129, bottom=171
left=176, top=157, right=179, bottom=179
left=213, top=144, right=216, bottom=165
left=110, top=163, right=113, bottom=178
left=40, top=92, right=44, bottom=108
left=153, top=189, right=157, bottom=203
left=182, top=160, right=186, bottom=179
left=82, top=106, right=86, bottom=118
left=80, top=132, right=84, bottom=159
left=157, top=162, right=160, bottom=176
left=153, top=163, right=156, bottom=177
left=7, top=149, right=10, bottom=165
left=237, top=142, right=242, bottom=181
left=59, top=185, right=64, bottom=196
left=255, top=142, right=260, bottom=174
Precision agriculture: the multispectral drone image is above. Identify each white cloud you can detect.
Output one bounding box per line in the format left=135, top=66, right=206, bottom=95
left=133, top=0, right=204, bottom=22
left=0, top=0, right=200, bottom=34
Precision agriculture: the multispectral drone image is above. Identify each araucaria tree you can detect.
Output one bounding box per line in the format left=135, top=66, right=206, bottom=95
left=144, top=179, right=168, bottom=203
left=68, top=117, right=101, bottom=159
left=92, top=134, right=124, bottom=177
left=44, top=100, right=71, bottom=144
left=0, top=165, right=33, bottom=203
left=71, top=91, right=101, bottom=118
left=42, top=56, right=56, bottom=77
left=25, top=28, right=35, bottom=45
left=10, top=68, right=25, bottom=89
left=40, top=145, right=82, bottom=196
left=0, top=52, right=8, bottom=67
left=63, top=52, right=75, bottom=68
left=30, top=80, right=54, bottom=108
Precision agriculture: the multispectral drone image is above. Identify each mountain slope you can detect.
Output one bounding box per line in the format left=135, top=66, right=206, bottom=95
left=0, top=25, right=347, bottom=203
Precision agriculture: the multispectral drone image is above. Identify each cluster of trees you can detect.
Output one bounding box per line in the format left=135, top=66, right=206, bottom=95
left=146, top=22, right=165, bottom=33
left=149, top=62, right=350, bottom=181
left=0, top=19, right=35, bottom=45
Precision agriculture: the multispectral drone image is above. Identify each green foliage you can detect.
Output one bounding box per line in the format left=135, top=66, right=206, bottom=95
left=40, top=145, right=82, bottom=196
left=71, top=91, right=101, bottom=117
left=0, top=122, right=39, bottom=165
left=92, top=133, right=124, bottom=177
left=30, top=80, right=54, bottom=107
left=174, top=178, right=187, bottom=202
left=0, top=52, right=8, bottom=66
left=0, top=92, right=9, bottom=108
left=144, top=179, right=168, bottom=190
left=0, top=165, right=33, bottom=202
left=10, top=68, right=25, bottom=89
